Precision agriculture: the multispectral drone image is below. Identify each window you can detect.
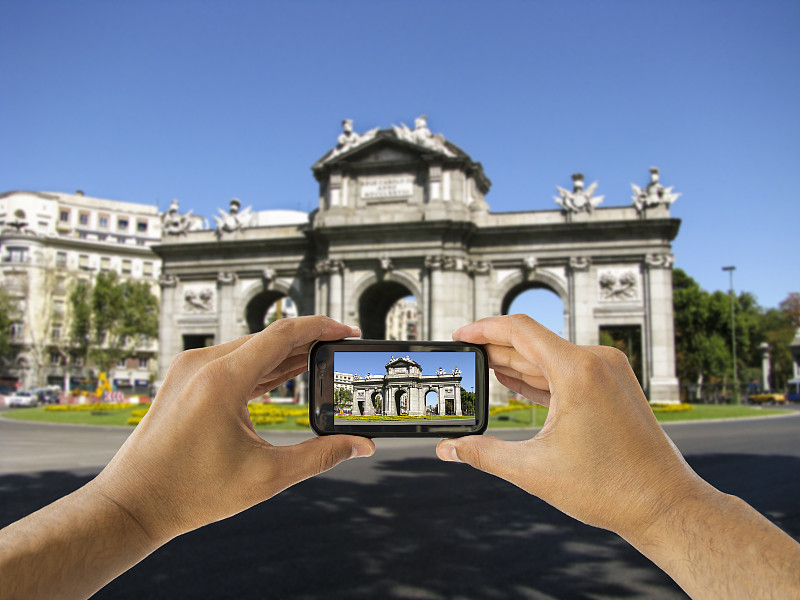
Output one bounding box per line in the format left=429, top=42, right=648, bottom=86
left=56, top=251, right=67, bottom=267
left=72, top=355, right=84, bottom=367
left=117, top=357, right=128, bottom=368
left=79, top=211, right=90, bottom=226
left=117, top=218, right=129, bottom=231
left=136, top=238, right=146, bottom=246
left=138, top=357, right=149, bottom=369
left=116, top=236, right=126, bottom=244
left=4, top=247, right=29, bottom=263
left=137, top=219, right=148, bottom=233
left=59, top=209, right=70, bottom=222
left=122, top=259, right=132, bottom=274
left=10, top=322, right=23, bottom=339
left=143, top=262, right=153, bottom=277
left=50, top=352, right=61, bottom=366
left=78, top=254, right=90, bottom=270
left=78, top=232, right=88, bottom=239
left=51, top=326, right=62, bottom=341
left=98, top=214, right=109, bottom=229
left=100, top=257, right=111, bottom=271
left=97, top=234, right=107, bottom=241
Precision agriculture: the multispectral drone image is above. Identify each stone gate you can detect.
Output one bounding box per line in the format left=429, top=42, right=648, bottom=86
left=154, top=116, right=682, bottom=403
left=348, top=355, right=462, bottom=417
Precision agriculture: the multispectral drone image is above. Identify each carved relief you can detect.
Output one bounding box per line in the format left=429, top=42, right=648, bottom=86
left=184, top=287, right=215, bottom=312
left=523, top=256, right=538, bottom=273
left=569, top=256, right=592, bottom=271
left=326, top=119, right=379, bottom=161
left=378, top=254, right=393, bottom=273
left=261, top=268, right=276, bottom=286
left=598, top=269, right=640, bottom=302
left=161, top=199, right=205, bottom=236
left=315, top=259, right=344, bottom=275
left=645, top=253, right=675, bottom=269
left=467, top=260, right=492, bottom=275
left=159, top=274, right=178, bottom=288
left=217, top=271, right=236, bottom=286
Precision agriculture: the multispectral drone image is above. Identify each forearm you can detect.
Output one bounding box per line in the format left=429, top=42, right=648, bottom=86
left=625, top=484, right=800, bottom=599
left=0, top=480, right=161, bottom=600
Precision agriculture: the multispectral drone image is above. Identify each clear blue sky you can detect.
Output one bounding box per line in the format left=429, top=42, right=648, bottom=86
left=3, top=1, right=798, bottom=335
left=334, top=351, right=477, bottom=395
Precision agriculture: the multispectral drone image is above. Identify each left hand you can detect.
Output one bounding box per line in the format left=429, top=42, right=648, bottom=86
left=90, top=316, right=375, bottom=545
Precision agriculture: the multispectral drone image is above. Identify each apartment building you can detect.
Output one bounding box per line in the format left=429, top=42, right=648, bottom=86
left=0, top=190, right=162, bottom=393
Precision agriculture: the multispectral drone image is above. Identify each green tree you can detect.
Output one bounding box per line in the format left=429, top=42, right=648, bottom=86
left=460, top=387, right=475, bottom=416
left=68, top=279, right=93, bottom=371
left=334, top=387, right=353, bottom=412
left=779, top=292, right=800, bottom=328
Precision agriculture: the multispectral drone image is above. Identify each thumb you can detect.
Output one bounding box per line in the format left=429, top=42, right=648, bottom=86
left=278, top=435, right=375, bottom=483
left=437, top=435, right=530, bottom=482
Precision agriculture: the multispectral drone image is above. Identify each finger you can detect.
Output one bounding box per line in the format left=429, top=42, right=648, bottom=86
left=436, top=435, right=535, bottom=484
left=273, top=435, right=375, bottom=487
left=484, top=343, right=546, bottom=380
left=217, top=316, right=359, bottom=399
left=495, top=371, right=551, bottom=407
left=453, top=315, right=572, bottom=380
left=491, top=363, right=549, bottom=392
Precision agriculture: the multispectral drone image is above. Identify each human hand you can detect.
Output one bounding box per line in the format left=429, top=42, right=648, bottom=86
left=435, top=314, right=705, bottom=540
left=91, top=316, right=375, bottom=545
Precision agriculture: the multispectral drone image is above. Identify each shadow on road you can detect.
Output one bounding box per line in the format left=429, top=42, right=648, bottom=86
left=2, top=453, right=799, bottom=599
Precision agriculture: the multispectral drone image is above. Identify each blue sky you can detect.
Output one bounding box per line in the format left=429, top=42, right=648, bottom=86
left=2, top=1, right=798, bottom=335
left=334, top=351, right=477, bottom=395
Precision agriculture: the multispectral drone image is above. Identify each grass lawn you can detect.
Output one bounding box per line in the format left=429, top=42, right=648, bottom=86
left=2, top=403, right=793, bottom=431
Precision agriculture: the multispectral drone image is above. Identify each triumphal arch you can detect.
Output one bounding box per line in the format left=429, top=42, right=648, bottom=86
left=154, top=116, right=682, bottom=403
left=348, top=356, right=463, bottom=417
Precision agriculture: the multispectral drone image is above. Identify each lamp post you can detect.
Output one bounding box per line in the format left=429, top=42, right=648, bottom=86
left=722, top=266, right=739, bottom=404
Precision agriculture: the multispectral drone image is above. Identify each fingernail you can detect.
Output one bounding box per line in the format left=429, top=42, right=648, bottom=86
left=440, top=444, right=462, bottom=463
left=349, top=326, right=362, bottom=338
left=351, top=442, right=373, bottom=458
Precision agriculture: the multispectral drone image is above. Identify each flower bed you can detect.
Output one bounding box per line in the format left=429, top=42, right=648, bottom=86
left=650, top=403, right=693, bottom=413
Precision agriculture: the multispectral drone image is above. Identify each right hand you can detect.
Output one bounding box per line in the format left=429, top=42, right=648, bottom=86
left=436, top=314, right=708, bottom=540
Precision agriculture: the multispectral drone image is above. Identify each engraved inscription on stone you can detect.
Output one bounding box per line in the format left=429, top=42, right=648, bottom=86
left=360, top=175, right=413, bottom=200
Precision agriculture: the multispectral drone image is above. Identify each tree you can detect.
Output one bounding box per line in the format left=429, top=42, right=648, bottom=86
left=460, top=387, right=475, bottom=416
left=779, top=292, right=800, bottom=328
left=334, top=387, right=353, bottom=413
left=68, top=279, right=92, bottom=370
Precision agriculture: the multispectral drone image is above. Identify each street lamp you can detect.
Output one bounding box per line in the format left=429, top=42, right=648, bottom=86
left=722, top=266, right=739, bottom=404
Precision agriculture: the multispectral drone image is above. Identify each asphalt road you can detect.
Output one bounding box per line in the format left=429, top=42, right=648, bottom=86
left=1, top=413, right=799, bottom=599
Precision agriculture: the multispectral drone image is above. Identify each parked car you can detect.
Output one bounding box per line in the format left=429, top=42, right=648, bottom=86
left=8, top=391, right=39, bottom=407
left=748, top=392, right=787, bottom=405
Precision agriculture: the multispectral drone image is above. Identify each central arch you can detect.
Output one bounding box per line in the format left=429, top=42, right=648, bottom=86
left=358, top=280, right=415, bottom=340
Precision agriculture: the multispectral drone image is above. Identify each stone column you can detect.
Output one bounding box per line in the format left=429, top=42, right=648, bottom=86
left=157, top=274, right=179, bottom=383
left=455, top=383, right=462, bottom=416
left=427, top=255, right=470, bottom=340
left=568, top=256, right=594, bottom=345
left=328, top=260, right=344, bottom=323
left=644, top=254, right=680, bottom=403
left=315, top=260, right=330, bottom=316
left=438, top=386, right=446, bottom=416
left=759, top=342, right=771, bottom=392
left=216, top=272, right=237, bottom=344
left=469, top=260, right=492, bottom=321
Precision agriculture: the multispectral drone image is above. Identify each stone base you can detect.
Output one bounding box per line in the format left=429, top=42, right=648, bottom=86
left=647, top=377, right=680, bottom=404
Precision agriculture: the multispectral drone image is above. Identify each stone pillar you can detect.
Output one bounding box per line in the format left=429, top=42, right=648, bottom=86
left=328, top=261, right=344, bottom=323
left=427, top=255, right=470, bottom=340
left=216, top=272, right=237, bottom=344
left=644, top=254, right=680, bottom=403
left=568, top=256, right=594, bottom=345
left=455, top=384, right=462, bottom=416
left=315, top=261, right=330, bottom=316
left=759, top=342, right=771, bottom=392
left=329, top=172, right=342, bottom=208
left=469, top=260, right=492, bottom=321
left=157, top=274, right=179, bottom=383
left=438, top=386, right=446, bottom=416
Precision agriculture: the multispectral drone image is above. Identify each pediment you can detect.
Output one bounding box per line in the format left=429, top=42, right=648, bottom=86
left=386, top=356, right=422, bottom=369
left=314, top=132, right=441, bottom=171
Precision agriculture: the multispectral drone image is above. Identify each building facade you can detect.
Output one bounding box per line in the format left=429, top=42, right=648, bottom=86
left=0, top=191, right=162, bottom=392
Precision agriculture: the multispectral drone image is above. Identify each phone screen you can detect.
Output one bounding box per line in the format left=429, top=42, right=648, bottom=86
left=309, top=340, right=488, bottom=437
left=332, top=351, right=479, bottom=425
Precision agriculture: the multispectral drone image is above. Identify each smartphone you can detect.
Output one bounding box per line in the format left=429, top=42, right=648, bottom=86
left=309, top=339, right=488, bottom=438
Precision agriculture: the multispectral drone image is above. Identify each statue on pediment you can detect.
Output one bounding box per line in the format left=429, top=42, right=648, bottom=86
left=632, top=167, right=681, bottom=213
left=392, top=115, right=455, bottom=157
left=555, top=173, right=604, bottom=213
left=161, top=199, right=203, bottom=236
left=214, top=198, right=254, bottom=237
left=326, top=119, right=379, bottom=161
